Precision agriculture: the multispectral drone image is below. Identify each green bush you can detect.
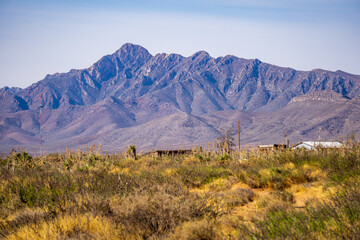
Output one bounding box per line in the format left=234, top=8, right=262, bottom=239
left=63, top=157, right=74, bottom=170
left=19, top=184, right=37, bottom=205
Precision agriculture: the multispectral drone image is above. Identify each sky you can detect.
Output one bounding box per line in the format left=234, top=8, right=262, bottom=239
left=0, top=0, right=359, bottom=88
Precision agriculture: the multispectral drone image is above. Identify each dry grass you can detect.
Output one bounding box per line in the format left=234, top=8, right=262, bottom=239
left=0, top=144, right=359, bottom=239
left=7, top=213, right=121, bottom=240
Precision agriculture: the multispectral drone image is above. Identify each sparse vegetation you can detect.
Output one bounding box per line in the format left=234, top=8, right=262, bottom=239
left=0, top=143, right=359, bottom=239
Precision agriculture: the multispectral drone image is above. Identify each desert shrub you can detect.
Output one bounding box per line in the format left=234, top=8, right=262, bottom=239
left=316, top=179, right=360, bottom=239
left=182, top=155, right=202, bottom=166
left=176, top=165, right=231, bottom=188
left=317, top=150, right=360, bottom=183
left=63, top=157, right=74, bottom=170
left=289, top=164, right=321, bottom=183
left=1, top=145, right=360, bottom=239
left=110, top=186, right=211, bottom=239
left=76, top=168, right=140, bottom=197
left=206, top=188, right=255, bottom=215
left=19, top=184, right=37, bottom=206
left=225, top=187, right=255, bottom=207
left=250, top=208, right=318, bottom=239
left=265, top=167, right=292, bottom=190
left=216, top=153, right=233, bottom=166
left=238, top=167, right=292, bottom=190
left=0, top=157, right=8, bottom=167
left=87, top=154, right=98, bottom=167
left=256, top=191, right=295, bottom=211
left=2, top=151, right=35, bottom=170
left=241, top=179, right=360, bottom=239
left=170, top=218, right=222, bottom=240
left=76, top=164, right=90, bottom=172
left=208, top=178, right=233, bottom=192
left=0, top=193, right=5, bottom=205
left=269, top=191, right=295, bottom=204
left=0, top=169, right=78, bottom=216
left=127, top=145, right=137, bottom=159
left=44, top=152, right=64, bottom=163
left=231, top=155, right=323, bottom=190
left=0, top=208, right=53, bottom=238
left=15, top=151, right=33, bottom=167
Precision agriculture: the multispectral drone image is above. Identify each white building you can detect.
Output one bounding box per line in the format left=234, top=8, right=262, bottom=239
left=293, top=141, right=343, bottom=150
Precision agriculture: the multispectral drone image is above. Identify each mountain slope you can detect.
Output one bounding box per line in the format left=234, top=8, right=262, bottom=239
left=0, top=43, right=359, bottom=152
left=202, top=91, right=360, bottom=145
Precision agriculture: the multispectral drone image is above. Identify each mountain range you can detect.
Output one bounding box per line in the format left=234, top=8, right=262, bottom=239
left=1, top=43, right=360, bottom=153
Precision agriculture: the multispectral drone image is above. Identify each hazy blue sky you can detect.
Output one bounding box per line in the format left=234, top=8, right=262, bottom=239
left=0, top=0, right=359, bottom=88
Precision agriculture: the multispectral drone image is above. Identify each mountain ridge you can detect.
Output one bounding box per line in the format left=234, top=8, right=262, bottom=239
left=1, top=43, right=359, bottom=152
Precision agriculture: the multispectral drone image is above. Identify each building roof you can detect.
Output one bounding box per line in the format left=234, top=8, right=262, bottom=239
left=294, top=141, right=343, bottom=149
left=258, top=144, right=275, bottom=148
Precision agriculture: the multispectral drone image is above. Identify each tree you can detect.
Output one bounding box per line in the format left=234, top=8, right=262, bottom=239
left=216, top=127, right=235, bottom=154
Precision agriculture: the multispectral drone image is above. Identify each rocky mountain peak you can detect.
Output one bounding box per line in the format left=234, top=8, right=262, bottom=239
left=114, top=43, right=152, bottom=59
left=0, top=86, right=22, bottom=94
left=191, top=50, right=210, bottom=60
left=252, top=58, right=261, bottom=65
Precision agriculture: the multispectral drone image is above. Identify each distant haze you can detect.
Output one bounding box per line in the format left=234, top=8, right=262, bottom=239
left=0, top=0, right=359, bottom=88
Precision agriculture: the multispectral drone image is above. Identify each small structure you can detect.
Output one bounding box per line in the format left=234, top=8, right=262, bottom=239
left=292, top=141, right=343, bottom=150
left=148, top=149, right=192, bottom=157
left=258, top=144, right=288, bottom=151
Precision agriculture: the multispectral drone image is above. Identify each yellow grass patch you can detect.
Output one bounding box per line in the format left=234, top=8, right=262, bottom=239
left=189, top=185, right=209, bottom=195
left=208, top=178, right=233, bottom=191
left=6, top=213, right=121, bottom=240
left=4, top=207, right=45, bottom=222
left=182, top=156, right=201, bottom=165
left=290, top=182, right=335, bottom=207
left=162, top=168, right=176, bottom=177
left=230, top=182, right=251, bottom=190
left=302, top=163, right=326, bottom=179
left=108, top=167, right=121, bottom=174
left=258, top=168, right=271, bottom=179
left=284, top=162, right=296, bottom=170
left=121, top=167, right=131, bottom=174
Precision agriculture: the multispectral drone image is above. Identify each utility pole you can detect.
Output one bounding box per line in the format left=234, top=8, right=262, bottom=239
left=39, top=103, right=43, bottom=155
left=285, top=131, right=289, bottom=148
left=317, top=127, right=322, bottom=151
left=237, top=120, right=241, bottom=154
